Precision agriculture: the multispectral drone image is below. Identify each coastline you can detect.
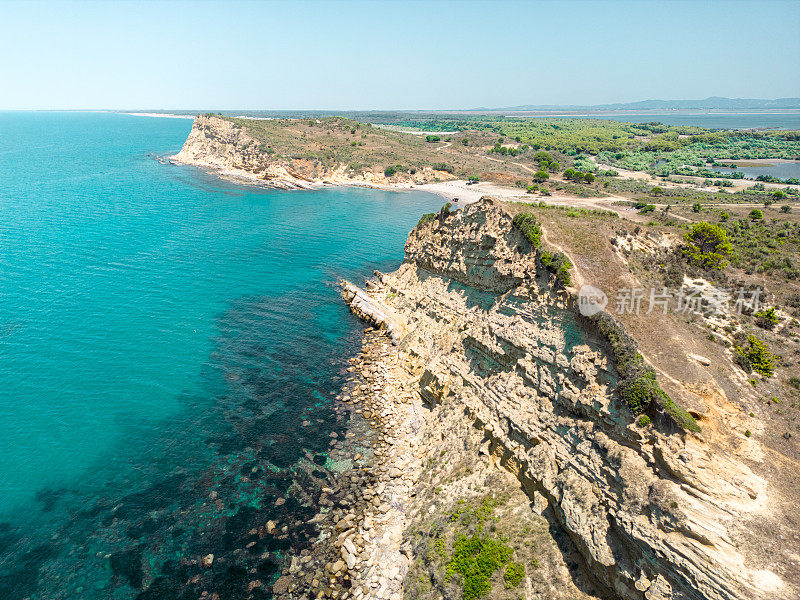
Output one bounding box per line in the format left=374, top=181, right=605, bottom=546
left=121, top=112, right=195, bottom=119
left=167, top=151, right=538, bottom=206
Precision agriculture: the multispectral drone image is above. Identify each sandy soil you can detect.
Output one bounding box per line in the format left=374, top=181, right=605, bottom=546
left=414, top=180, right=528, bottom=204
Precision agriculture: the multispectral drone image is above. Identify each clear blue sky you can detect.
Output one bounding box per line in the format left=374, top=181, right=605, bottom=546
left=1, top=0, right=799, bottom=110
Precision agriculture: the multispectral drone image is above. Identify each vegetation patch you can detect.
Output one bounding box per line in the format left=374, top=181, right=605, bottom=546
left=511, top=213, right=572, bottom=287
left=503, top=562, right=525, bottom=589
left=591, top=312, right=700, bottom=432
left=734, top=335, right=777, bottom=377
left=682, top=222, right=733, bottom=270
left=512, top=212, right=542, bottom=247
left=446, top=535, right=513, bottom=600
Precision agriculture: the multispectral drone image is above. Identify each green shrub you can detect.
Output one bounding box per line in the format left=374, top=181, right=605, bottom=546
left=754, top=307, right=779, bottom=330
left=416, top=212, right=436, bottom=228
left=447, top=535, right=513, bottom=600
left=745, top=430, right=752, bottom=437
left=749, top=209, right=763, bottom=220
left=384, top=165, right=397, bottom=176
left=504, top=562, right=525, bottom=589
left=735, top=335, right=776, bottom=377
left=590, top=312, right=700, bottom=432
left=539, top=250, right=572, bottom=287
left=788, top=376, right=800, bottom=389
left=693, top=202, right=702, bottom=212
left=512, top=213, right=542, bottom=248
left=637, top=415, right=652, bottom=427
left=431, top=162, right=455, bottom=174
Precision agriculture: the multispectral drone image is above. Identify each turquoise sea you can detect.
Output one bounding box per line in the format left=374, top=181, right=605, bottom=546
left=0, top=112, right=442, bottom=599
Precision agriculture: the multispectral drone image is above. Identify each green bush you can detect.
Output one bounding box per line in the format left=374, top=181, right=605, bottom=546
left=504, top=562, right=525, bottom=589
left=735, top=335, right=776, bottom=377
left=431, top=162, right=455, bottom=174
left=384, top=165, right=397, bottom=177
left=416, top=212, right=436, bottom=228
left=637, top=415, right=652, bottom=427
left=754, top=307, right=779, bottom=330
left=539, top=250, right=572, bottom=287
left=447, top=536, right=513, bottom=600
left=749, top=209, right=763, bottom=220
left=693, top=202, right=702, bottom=212
left=512, top=213, right=542, bottom=248
left=591, top=312, right=700, bottom=432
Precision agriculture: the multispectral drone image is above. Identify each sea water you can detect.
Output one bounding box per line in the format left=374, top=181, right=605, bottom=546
left=0, top=111, right=443, bottom=599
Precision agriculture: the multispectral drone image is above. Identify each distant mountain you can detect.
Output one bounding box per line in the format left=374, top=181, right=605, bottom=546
left=479, top=97, right=800, bottom=111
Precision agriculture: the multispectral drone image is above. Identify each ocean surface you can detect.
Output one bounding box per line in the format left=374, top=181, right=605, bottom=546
left=0, top=111, right=443, bottom=599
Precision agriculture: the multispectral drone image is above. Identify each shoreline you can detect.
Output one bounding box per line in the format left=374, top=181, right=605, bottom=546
left=121, top=112, right=195, bottom=119
left=167, top=153, right=537, bottom=206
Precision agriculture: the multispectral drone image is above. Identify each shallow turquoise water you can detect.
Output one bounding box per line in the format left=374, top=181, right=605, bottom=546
left=0, top=111, right=442, bottom=598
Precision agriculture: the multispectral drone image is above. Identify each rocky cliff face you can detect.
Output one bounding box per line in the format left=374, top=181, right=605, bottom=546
left=171, top=115, right=452, bottom=189
left=344, top=199, right=792, bottom=600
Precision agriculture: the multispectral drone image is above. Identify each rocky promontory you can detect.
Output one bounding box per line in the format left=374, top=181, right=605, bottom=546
left=332, top=198, right=798, bottom=600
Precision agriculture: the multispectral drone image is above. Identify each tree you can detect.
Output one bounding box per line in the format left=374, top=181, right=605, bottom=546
left=461, top=137, right=469, bottom=146
left=468, top=175, right=480, bottom=183
left=650, top=186, right=663, bottom=196
left=781, top=205, right=791, bottom=213
left=692, top=202, right=702, bottom=213
left=533, top=170, right=549, bottom=183
left=749, top=209, right=763, bottom=220
left=683, top=222, right=733, bottom=270
left=584, top=173, right=596, bottom=184
left=772, top=190, right=786, bottom=201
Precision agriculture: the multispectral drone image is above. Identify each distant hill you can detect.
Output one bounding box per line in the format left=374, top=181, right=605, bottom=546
left=479, top=97, right=800, bottom=111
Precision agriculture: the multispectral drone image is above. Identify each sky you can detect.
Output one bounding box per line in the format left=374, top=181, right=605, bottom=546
left=1, top=0, right=799, bottom=111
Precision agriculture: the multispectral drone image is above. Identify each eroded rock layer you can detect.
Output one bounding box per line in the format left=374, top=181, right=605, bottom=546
left=344, top=199, right=784, bottom=600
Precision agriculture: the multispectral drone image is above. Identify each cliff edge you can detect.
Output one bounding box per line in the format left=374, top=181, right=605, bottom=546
left=340, top=199, right=798, bottom=600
